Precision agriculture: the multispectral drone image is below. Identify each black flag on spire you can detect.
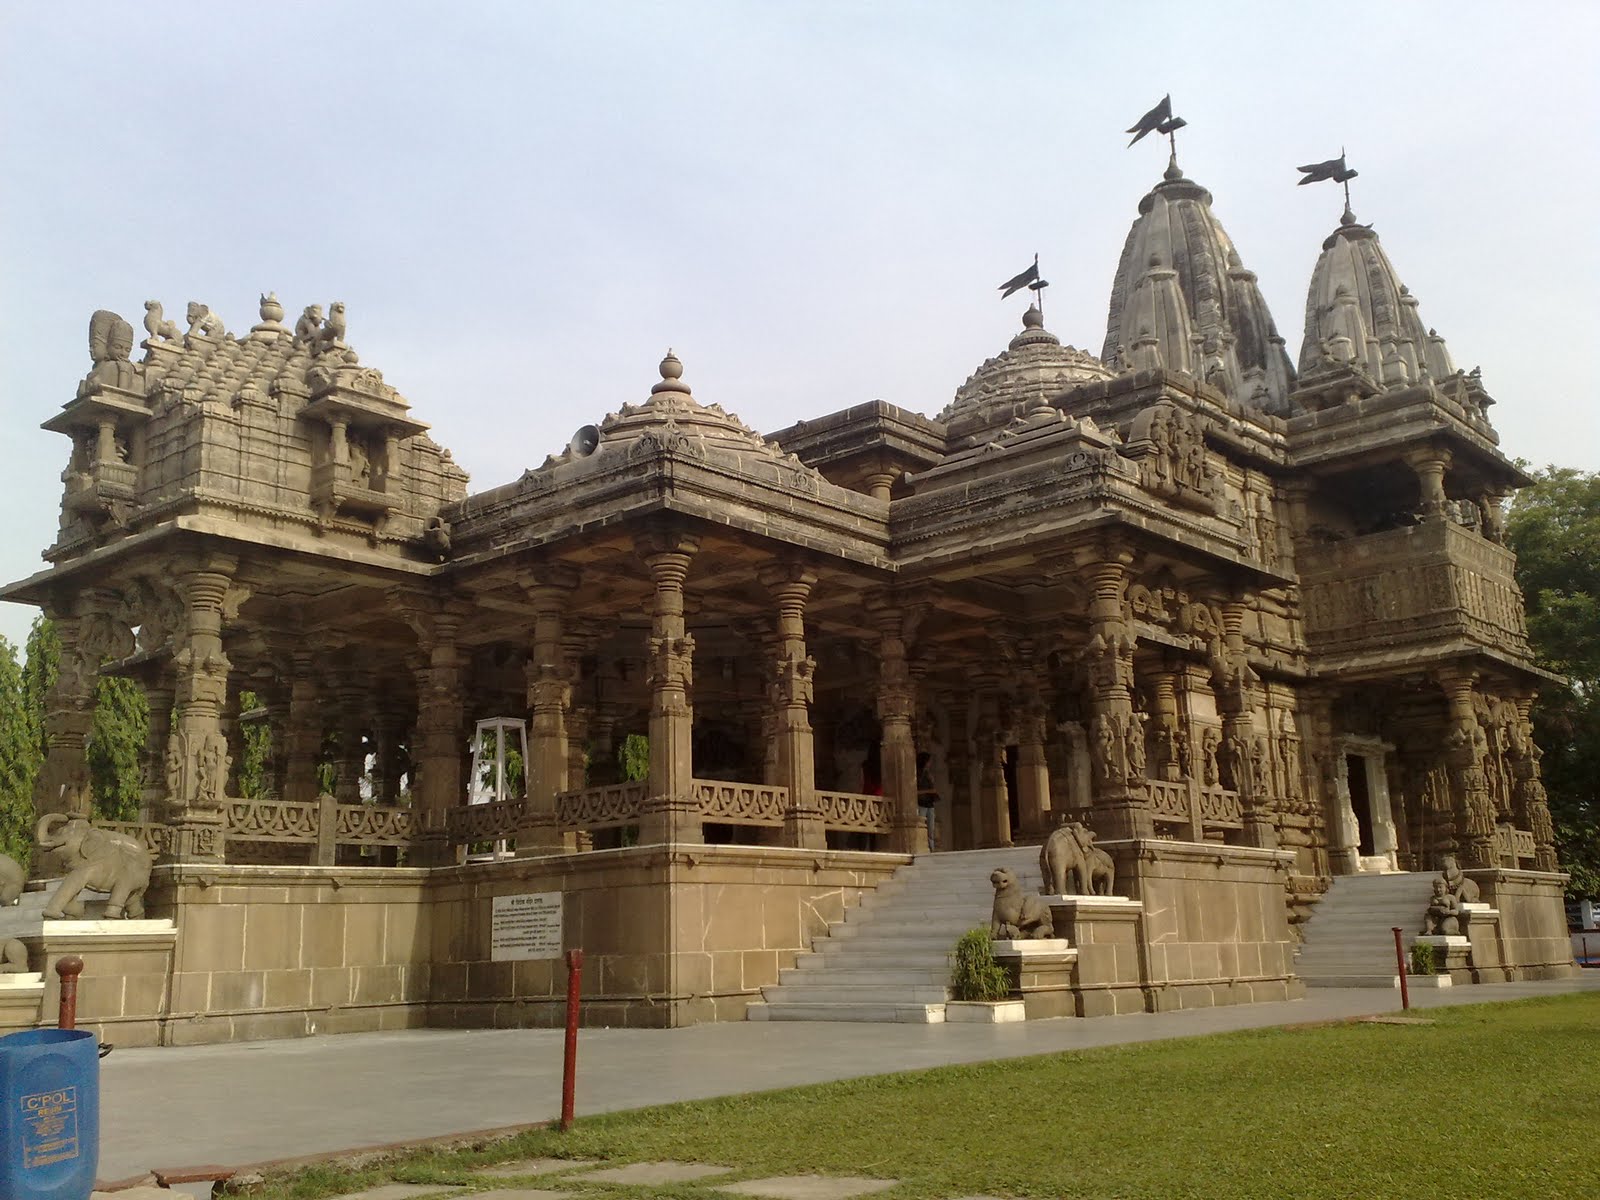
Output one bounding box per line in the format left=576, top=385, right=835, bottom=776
left=998, top=257, right=1041, bottom=299
left=1127, top=94, right=1187, bottom=147
left=1296, top=153, right=1358, bottom=185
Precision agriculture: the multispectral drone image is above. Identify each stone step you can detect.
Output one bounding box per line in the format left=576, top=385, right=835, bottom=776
left=761, top=984, right=952, bottom=1004
left=746, top=1000, right=946, bottom=1023
left=1300, top=974, right=1400, bottom=989
left=779, top=966, right=951, bottom=986
left=796, top=949, right=952, bottom=970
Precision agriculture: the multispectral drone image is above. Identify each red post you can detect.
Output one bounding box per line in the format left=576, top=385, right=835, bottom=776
left=1391, top=927, right=1410, bottom=1011
left=56, top=955, right=84, bottom=1030
left=560, top=948, right=583, bottom=1131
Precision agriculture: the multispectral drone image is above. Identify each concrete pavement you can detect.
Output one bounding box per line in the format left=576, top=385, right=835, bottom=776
left=98, top=972, right=1598, bottom=1183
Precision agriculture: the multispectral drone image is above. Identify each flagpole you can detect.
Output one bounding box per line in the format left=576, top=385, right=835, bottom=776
left=1033, top=253, right=1042, bottom=323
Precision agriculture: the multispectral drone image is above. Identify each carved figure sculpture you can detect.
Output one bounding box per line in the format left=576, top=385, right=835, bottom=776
left=0, top=852, right=24, bottom=906
left=1070, top=822, right=1116, bottom=896
left=185, top=301, right=224, bottom=340
left=1420, top=878, right=1461, bottom=936
left=1439, top=854, right=1481, bottom=905
left=34, top=814, right=153, bottom=919
left=1039, top=823, right=1088, bottom=895
left=142, top=300, right=180, bottom=342
left=990, top=867, right=1054, bottom=940
left=294, top=304, right=324, bottom=344
left=0, top=939, right=27, bottom=974
left=317, top=300, right=347, bottom=352
left=88, top=310, right=135, bottom=364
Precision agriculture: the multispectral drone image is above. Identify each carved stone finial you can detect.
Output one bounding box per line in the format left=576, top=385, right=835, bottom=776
left=259, top=292, right=284, bottom=324
left=1022, top=304, right=1043, bottom=330
left=652, top=349, right=691, bottom=395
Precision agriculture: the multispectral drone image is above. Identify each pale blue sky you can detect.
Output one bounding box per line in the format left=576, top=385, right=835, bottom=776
left=3, top=1, right=1597, bottom=649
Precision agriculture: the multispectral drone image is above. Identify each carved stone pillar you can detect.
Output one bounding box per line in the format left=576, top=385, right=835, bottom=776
left=261, top=691, right=289, bottom=802
left=1438, top=666, right=1496, bottom=869
left=1510, top=696, right=1558, bottom=872
left=333, top=678, right=367, bottom=805
left=973, top=674, right=1011, bottom=848
left=222, top=680, right=247, bottom=799
left=371, top=700, right=409, bottom=806
left=867, top=596, right=926, bottom=855
left=1215, top=598, right=1276, bottom=849
left=1013, top=684, right=1050, bottom=841
left=588, top=708, right=617, bottom=787
left=31, top=607, right=96, bottom=855
left=138, top=663, right=176, bottom=822
left=762, top=561, right=821, bottom=850
left=945, top=697, right=973, bottom=851
left=281, top=652, right=324, bottom=807
left=519, top=566, right=579, bottom=855
left=1077, top=547, right=1151, bottom=840
left=164, top=557, right=243, bottom=864
left=404, top=602, right=467, bottom=865
left=1405, top=447, right=1453, bottom=521
left=638, top=533, right=701, bottom=845
left=1149, top=667, right=1183, bottom=783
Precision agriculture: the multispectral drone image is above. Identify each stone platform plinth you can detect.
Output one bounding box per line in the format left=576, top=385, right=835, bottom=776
left=1463, top=869, right=1577, bottom=982
left=992, top=937, right=1078, bottom=1019
left=17, top=919, right=177, bottom=1045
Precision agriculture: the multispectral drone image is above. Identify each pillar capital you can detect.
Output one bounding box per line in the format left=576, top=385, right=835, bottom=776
left=519, top=562, right=582, bottom=602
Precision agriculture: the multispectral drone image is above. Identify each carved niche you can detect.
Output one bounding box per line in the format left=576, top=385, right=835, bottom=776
left=1120, top=399, right=1222, bottom=514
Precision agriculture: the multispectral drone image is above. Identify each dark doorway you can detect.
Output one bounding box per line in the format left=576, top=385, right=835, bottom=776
left=1346, top=754, right=1375, bottom=856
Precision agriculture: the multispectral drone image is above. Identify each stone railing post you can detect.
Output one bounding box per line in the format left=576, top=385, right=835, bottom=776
left=316, top=791, right=338, bottom=866
left=637, top=532, right=702, bottom=845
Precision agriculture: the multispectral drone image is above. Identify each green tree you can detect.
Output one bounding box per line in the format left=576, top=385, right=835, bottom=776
left=1506, top=466, right=1600, bottom=898
left=22, top=615, right=58, bottom=764
left=0, top=635, right=38, bottom=864
left=86, top=676, right=147, bottom=823
left=618, top=733, right=649, bottom=783
left=237, top=690, right=271, bottom=799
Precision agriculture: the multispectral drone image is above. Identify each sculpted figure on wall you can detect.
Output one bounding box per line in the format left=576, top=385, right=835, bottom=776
left=34, top=814, right=154, bottom=920
left=990, top=867, right=1054, bottom=939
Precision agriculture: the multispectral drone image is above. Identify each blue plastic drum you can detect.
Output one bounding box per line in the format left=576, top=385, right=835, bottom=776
left=0, top=1028, right=100, bottom=1200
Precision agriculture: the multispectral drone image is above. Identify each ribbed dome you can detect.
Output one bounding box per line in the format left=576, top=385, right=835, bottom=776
left=1299, top=213, right=1455, bottom=389
left=939, top=305, right=1112, bottom=438
left=1104, top=162, right=1296, bottom=413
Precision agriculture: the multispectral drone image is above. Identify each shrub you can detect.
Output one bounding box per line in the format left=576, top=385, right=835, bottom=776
left=950, top=927, right=1012, bottom=1001
left=1409, top=941, right=1439, bottom=976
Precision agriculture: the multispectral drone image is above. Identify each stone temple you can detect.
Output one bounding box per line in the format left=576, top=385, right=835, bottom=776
left=0, top=158, right=1575, bottom=1043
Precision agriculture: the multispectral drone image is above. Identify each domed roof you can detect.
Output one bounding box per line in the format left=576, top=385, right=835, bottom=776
left=939, top=305, right=1112, bottom=438
left=1103, top=161, right=1296, bottom=413
left=1299, top=211, right=1455, bottom=389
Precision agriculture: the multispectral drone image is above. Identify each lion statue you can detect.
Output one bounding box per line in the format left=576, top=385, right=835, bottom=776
left=990, top=868, right=1054, bottom=940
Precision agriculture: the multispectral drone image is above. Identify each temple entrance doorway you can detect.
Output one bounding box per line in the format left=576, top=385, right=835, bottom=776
left=1331, top=736, right=1399, bottom=874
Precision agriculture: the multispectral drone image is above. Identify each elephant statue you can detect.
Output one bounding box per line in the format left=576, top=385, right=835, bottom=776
left=1040, top=822, right=1088, bottom=895
left=35, top=814, right=153, bottom=920
left=0, top=852, right=23, bottom=907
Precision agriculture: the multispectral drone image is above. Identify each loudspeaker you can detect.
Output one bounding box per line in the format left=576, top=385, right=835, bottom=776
left=569, top=425, right=600, bottom=457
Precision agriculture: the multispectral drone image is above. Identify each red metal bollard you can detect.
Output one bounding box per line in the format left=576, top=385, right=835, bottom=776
left=560, top=948, right=583, bottom=1131
left=1391, top=927, right=1410, bottom=1011
left=56, top=955, right=84, bottom=1029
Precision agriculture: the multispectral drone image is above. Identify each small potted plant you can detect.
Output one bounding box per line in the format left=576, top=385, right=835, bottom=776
left=946, top=927, right=1025, bottom=1022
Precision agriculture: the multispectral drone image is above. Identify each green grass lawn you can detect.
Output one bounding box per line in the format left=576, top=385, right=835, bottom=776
left=246, top=993, right=1600, bottom=1200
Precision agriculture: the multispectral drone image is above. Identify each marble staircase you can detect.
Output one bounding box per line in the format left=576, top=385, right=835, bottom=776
left=747, top=846, right=1040, bottom=1022
left=1294, top=872, right=1437, bottom=988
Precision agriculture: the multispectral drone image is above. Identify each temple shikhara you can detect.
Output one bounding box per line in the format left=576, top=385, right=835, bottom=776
left=0, top=152, right=1574, bottom=1043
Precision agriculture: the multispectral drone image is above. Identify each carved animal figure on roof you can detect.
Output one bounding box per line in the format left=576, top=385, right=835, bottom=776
left=990, top=867, right=1054, bottom=940
left=294, top=304, right=324, bottom=344
left=185, top=302, right=224, bottom=340
left=143, top=300, right=180, bottom=342
left=35, top=814, right=153, bottom=920
left=317, top=301, right=347, bottom=351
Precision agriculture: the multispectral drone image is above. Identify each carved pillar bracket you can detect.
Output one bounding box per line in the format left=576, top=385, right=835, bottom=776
left=866, top=592, right=926, bottom=854
left=164, top=555, right=242, bottom=864
left=761, top=560, right=822, bottom=850
left=1437, top=666, right=1496, bottom=869
left=517, top=564, right=581, bottom=855
left=637, top=531, right=702, bottom=845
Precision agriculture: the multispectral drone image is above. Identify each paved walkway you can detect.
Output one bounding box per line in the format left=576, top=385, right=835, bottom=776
left=99, top=973, right=1598, bottom=1185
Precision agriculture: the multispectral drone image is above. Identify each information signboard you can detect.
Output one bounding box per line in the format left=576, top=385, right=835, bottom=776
left=490, top=892, right=564, bottom=961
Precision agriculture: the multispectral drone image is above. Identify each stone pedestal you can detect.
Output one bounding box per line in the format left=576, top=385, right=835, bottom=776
left=0, top=972, right=46, bottom=1032
left=1045, top=895, right=1145, bottom=1016
left=1414, top=933, right=1471, bottom=984
left=945, top=998, right=1026, bottom=1023
left=1464, top=868, right=1575, bottom=980
left=20, top=918, right=178, bottom=1047
left=992, top=937, right=1079, bottom=1019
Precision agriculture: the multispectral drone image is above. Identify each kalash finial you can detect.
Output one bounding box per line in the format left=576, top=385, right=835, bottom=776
left=1022, top=304, right=1044, bottom=330
left=652, top=348, right=691, bottom=395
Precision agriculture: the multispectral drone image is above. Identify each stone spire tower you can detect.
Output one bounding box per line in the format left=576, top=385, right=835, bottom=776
left=1103, top=160, right=1296, bottom=413
left=1298, top=209, right=1457, bottom=394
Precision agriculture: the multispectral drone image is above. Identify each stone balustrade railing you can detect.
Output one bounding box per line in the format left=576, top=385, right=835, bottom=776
left=815, top=790, right=894, bottom=833
left=556, top=782, right=646, bottom=830
left=1145, top=779, right=1243, bottom=837
left=690, top=780, right=788, bottom=825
